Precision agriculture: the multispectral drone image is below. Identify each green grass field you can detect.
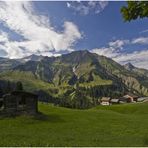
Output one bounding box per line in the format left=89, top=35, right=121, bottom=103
left=0, top=103, right=148, bottom=146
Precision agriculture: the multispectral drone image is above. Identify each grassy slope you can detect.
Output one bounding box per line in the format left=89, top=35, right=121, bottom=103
left=0, top=71, right=54, bottom=92
left=0, top=70, right=113, bottom=96
left=0, top=103, right=148, bottom=146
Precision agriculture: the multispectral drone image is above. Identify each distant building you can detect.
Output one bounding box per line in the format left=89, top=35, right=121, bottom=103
left=2, top=91, right=38, bottom=115
left=110, top=99, right=119, bottom=104
left=119, top=93, right=139, bottom=103
left=137, top=97, right=148, bottom=102
left=100, top=97, right=110, bottom=105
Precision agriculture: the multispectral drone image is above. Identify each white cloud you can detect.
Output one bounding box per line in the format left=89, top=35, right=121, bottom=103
left=114, top=50, right=148, bottom=69
left=132, top=37, right=148, bottom=45
left=67, top=2, right=71, bottom=8
left=92, top=38, right=148, bottom=69
left=92, top=39, right=128, bottom=58
left=0, top=1, right=82, bottom=58
left=92, top=47, right=148, bottom=69
left=140, top=29, right=148, bottom=34
left=92, top=47, right=119, bottom=58
left=95, top=1, right=108, bottom=14
left=108, top=39, right=129, bottom=49
left=66, top=1, right=108, bottom=15
left=99, top=1, right=108, bottom=9
left=0, top=31, right=8, bottom=43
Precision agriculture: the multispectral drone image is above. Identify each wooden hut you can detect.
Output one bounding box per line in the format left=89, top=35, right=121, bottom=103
left=3, top=91, right=38, bottom=115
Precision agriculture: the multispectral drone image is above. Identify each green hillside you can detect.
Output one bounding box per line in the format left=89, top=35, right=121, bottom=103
left=0, top=70, right=125, bottom=109
left=0, top=50, right=148, bottom=109
left=12, top=50, right=148, bottom=96
left=0, top=103, right=148, bottom=146
left=0, top=70, right=54, bottom=92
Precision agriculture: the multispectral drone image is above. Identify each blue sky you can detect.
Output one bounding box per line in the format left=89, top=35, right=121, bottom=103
left=0, top=1, right=148, bottom=69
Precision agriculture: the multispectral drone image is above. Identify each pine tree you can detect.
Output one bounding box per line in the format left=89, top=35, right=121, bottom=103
left=16, top=81, right=23, bottom=91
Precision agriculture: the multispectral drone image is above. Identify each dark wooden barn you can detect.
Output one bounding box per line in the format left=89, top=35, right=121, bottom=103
left=2, top=91, right=38, bottom=115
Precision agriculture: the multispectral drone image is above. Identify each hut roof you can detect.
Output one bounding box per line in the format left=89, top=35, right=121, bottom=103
left=11, top=91, right=38, bottom=98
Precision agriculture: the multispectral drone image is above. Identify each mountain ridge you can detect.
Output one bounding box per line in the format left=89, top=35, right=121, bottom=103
left=0, top=51, right=147, bottom=70
left=1, top=50, right=147, bottom=95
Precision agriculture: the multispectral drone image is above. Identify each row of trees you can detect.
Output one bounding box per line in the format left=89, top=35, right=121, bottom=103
left=44, top=82, right=126, bottom=109
left=0, top=79, right=126, bottom=109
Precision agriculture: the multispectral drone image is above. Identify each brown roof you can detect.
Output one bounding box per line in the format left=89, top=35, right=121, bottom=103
left=125, top=93, right=138, bottom=98
left=123, top=94, right=138, bottom=99
left=123, top=95, right=132, bottom=99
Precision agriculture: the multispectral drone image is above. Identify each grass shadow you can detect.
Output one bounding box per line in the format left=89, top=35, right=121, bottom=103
left=33, top=111, right=65, bottom=123
left=143, top=137, right=148, bottom=146
left=0, top=110, right=19, bottom=119
left=0, top=111, right=65, bottom=123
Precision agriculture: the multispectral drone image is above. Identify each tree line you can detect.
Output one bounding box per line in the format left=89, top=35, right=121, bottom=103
left=0, top=80, right=126, bottom=109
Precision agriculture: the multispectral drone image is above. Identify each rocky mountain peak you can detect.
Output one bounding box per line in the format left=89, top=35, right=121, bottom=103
left=124, top=62, right=135, bottom=71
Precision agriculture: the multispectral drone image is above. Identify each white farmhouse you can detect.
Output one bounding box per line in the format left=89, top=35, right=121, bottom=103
left=100, top=97, right=110, bottom=105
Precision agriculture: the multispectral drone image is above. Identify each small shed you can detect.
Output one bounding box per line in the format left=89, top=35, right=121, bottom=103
left=100, top=97, right=110, bottom=105
left=3, top=91, right=38, bottom=115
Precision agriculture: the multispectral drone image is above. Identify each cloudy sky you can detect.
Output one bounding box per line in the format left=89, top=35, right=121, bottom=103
left=0, top=1, right=148, bottom=69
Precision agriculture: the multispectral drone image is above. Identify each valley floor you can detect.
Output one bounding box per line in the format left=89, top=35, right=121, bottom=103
left=0, top=103, right=148, bottom=146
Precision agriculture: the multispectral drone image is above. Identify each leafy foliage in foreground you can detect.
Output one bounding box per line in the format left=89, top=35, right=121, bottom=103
left=121, top=1, right=148, bottom=21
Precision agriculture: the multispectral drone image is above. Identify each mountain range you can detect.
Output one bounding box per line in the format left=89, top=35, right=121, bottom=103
left=0, top=50, right=148, bottom=108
